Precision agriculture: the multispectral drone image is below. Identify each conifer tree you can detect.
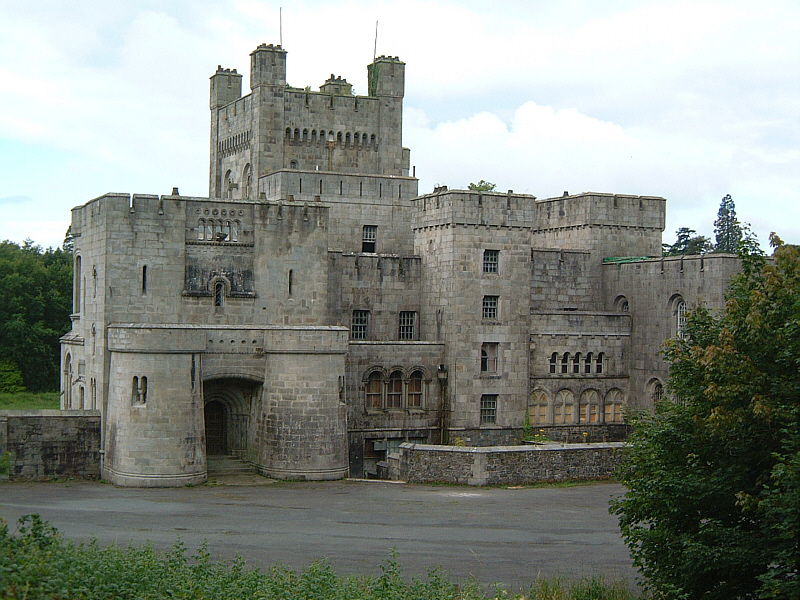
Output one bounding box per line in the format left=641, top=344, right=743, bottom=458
left=713, top=193, right=742, bottom=253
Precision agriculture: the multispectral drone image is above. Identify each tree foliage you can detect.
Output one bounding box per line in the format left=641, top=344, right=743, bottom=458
left=611, top=235, right=799, bottom=599
left=713, top=193, right=742, bottom=253
left=0, top=240, right=73, bottom=392
left=468, top=180, right=496, bottom=192
left=662, top=227, right=713, bottom=256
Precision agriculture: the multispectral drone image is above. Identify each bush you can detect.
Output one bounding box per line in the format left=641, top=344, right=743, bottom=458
left=0, top=515, right=643, bottom=600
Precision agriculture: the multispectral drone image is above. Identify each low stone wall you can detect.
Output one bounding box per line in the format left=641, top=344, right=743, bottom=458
left=394, top=441, right=626, bottom=486
left=0, top=410, right=101, bottom=481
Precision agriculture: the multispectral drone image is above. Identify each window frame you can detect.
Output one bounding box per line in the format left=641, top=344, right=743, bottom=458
left=482, top=249, right=499, bottom=274
left=481, top=342, right=499, bottom=374
left=351, top=310, right=370, bottom=340
left=362, top=225, right=377, bottom=253
left=480, top=394, right=498, bottom=425
left=398, top=311, right=417, bottom=340
left=482, top=295, right=499, bottom=320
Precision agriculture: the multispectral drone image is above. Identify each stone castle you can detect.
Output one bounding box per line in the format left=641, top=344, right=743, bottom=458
left=60, top=44, right=739, bottom=486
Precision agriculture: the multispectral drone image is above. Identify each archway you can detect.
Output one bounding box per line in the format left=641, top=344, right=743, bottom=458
left=203, top=378, right=260, bottom=458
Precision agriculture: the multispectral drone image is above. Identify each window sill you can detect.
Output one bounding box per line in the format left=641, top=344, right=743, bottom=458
left=480, top=373, right=502, bottom=379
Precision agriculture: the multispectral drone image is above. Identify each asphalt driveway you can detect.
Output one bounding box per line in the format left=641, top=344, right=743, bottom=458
left=0, top=479, right=636, bottom=591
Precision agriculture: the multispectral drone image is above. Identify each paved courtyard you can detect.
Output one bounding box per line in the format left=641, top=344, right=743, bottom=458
left=0, top=479, right=636, bottom=591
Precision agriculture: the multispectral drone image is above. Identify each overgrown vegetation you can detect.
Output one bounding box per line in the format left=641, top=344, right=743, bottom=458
left=612, top=235, right=799, bottom=599
left=1, top=514, right=642, bottom=600
left=0, top=391, right=60, bottom=410
left=0, top=240, right=72, bottom=392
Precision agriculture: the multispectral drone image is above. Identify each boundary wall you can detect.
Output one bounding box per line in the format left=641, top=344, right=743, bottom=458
left=394, top=442, right=625, bottom=486
left=0, top=411, right=101, bottom=480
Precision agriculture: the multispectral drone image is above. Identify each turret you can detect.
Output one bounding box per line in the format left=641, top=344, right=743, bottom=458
left=367, top=55, right=405, bottom=98
left=250, top=43, right=287, bottom=90
left=209, top=66, right=242, bottom=109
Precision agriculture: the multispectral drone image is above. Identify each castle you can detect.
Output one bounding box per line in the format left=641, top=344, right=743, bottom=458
left=60, top=44, right=739, bottom=486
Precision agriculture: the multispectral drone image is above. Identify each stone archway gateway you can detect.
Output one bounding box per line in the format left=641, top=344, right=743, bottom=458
left=203, top=378, right=261, bottom=459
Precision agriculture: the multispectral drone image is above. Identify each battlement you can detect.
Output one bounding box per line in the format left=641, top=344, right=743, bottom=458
left=412, top=189, right=538, bottom=231
left=320, top=75, right=353, bottom=96
left=535, top=192, right=666, bottom=231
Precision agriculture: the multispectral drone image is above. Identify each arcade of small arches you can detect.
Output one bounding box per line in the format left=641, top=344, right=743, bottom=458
left=285, top=127, right=378, bottom=150
left=549, top=352, right=606, bottom=375
left=529, top=388, right=625, bottom=425
left=363, top=367, right=430, bottom=410
left=197, top=218, right=241, bottom=242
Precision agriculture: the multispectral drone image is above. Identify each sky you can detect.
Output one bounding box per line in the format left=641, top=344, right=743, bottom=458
left=1, top=0, right=798, bottom=250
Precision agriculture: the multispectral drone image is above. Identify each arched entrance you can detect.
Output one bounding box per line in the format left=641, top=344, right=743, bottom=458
left=203, top=378, right=260, bottom=458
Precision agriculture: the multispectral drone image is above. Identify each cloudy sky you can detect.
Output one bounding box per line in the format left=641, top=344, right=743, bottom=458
left=1, top=0, right=798, bottom=250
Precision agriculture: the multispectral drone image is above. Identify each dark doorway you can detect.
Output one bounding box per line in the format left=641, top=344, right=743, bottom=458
left=205, top=400, right=227, bottom=455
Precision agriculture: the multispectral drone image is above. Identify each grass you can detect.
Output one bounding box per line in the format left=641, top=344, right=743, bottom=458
left=0, top=391, right=60, bottom=410
left=1, top=514, right=645, bottom=600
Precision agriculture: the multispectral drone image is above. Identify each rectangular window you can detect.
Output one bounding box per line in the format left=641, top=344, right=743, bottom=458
left=481, top=342, right=498, bottom=373
left=351, top=310, right=370, bottom=340
left=482, top=295, right=499, bottom=320
left=483, top=249, right=499, bottom=273
left=362, top=225, right=377, bottom=253
left=480, top=394, right=498, bottom=424
left=399, top=311, right=416, bottom=340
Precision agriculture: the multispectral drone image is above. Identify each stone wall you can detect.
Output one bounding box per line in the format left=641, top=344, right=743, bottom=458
left=0, top=411, right=101, bottom=480
left=395, top=441, right=625, bottom=486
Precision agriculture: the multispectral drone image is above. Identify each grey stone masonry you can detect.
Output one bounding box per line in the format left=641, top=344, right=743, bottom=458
left=59, top=43, right=738, bottom=486
left=0, top=411, right=101, bottom=480
left=396, top=442, right=625, bottom=486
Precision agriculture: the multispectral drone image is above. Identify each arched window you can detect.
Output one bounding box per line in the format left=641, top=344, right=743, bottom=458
left=386, top=371, right=403, bottom=408
left=290, top=160, right=298, bottom=169
left=214, top=281, right=225, bottom=307
left=554, top=389, right=574, bottom=424
left=579, top=389, right=600, bottom=423
left=561, top=353, right=570, bottom=374
left=132, top=375, right=148, bottom=406
left=649, top=379, right=664, bottom=403
left=584, top=352, right=593, bottom=374
left=676, top=300, right=687, bottom=338
left=408, top=370, right=424, bottom=408
left=615, top=295, right=629, bottom=312
left=572, top=352, right=581, bottom=374
left=231, top=220, right=240, bottom=242
left=242, top=164, right=252, bottom=198
left=74, top=255, right=82, bottom=313
left=63, top=353, right=73, bottom=409
left=596, top=352, right=605, bottom=374
left=604, top=389, right=624, bottom=423
left=222, top=220, right=231, bottom=240
left=530, top=389, right=549, bottom=425
left=365, top=371, right=382, bottom=408
left=549, top=352, right=558, bottom=374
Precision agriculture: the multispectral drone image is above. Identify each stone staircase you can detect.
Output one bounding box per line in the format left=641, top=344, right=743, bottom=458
left=206, top=455, right=255, bottom=477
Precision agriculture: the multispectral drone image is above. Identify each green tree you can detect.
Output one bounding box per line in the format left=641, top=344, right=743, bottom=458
left=713, top=193, right=742, bottom=253
left=611, top=235, right=799, bottom=599
left=662, top=227, right=713, bottom=256
left=0, top=240, right=73, bottom=391
left=467, top=180, right=496, bottom=192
